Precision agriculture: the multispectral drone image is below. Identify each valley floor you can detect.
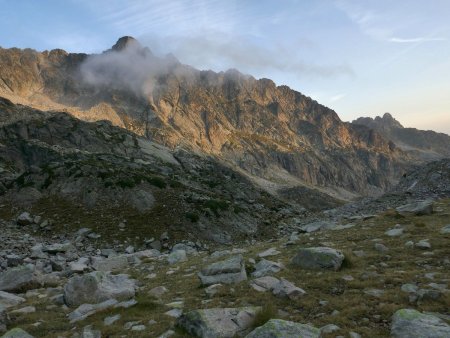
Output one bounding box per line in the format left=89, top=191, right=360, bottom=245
left=1, top=199, right=449, bottom=337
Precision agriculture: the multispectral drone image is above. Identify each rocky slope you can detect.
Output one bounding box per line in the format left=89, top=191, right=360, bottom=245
left=353, top=113, right=450, bottom=160
left=0, top=97, right=315, bottom=245
left=0, top=37, right=411, bottom=198
left=0, top=170, right=449, bottom=337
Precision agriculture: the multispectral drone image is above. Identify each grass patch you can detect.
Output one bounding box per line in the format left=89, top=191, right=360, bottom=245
left=252, top=303, right=278, bottom=329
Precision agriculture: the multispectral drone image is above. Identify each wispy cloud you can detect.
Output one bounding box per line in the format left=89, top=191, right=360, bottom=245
left=389, top=37, right=446, bottom=43
left=330, top=93, right=346, bottom=102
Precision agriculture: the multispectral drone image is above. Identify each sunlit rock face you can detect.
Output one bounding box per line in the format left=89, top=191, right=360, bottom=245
left=0, top=37, right=412, bottom=197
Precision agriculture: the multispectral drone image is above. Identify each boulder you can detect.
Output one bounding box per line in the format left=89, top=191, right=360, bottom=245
left=177, top=307, right=260, bottom=338
left=16, top=212, right=33, bottom=226
left=167, top=250, right=187, bottom=265
left=245, top=319, right=321, bottom=338
left=1, top=328, right=35, bottom=338
left=0, top=291, right=25, bottom=309
left=272, top=278, right=306, bottom=300
left=91, top=255, right=128, bottom=272
left=198, top=255, right=247, bottom=286
left=291, top=247, right=344, bottom=271
left=251, top=259, right=284, bottom=278
left=250, top=276, right=280, bottom=292
left=391, top=309, right=450, bottom=337
left=0, top=265, right=40, bottom=293
left=63, top=271, right=135, bottom=307
left=396, top=200, right=433, bottom=216
left=43, top=242, right=75, bottom=254
left=68, top=299, right=118, bottom=323
left=300, top=221, right=337, bottom=233
left=440, top=224, right=450, bottom=234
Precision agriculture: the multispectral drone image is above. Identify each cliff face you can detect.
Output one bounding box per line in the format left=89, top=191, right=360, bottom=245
left=0, top=38, right=410, bottom=197
left=353, top=113, right=450, bottom=160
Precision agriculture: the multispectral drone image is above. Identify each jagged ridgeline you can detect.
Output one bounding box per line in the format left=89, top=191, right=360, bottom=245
left=0, top=37, right=412, bottom=200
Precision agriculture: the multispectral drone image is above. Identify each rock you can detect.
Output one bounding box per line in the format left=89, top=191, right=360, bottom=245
left=165, top=309, right=183, bottom=318
left=68, top=299, right=118, bottom=322
left=300, top=221, right=337, bottom=233
left=30, top=245, right=47, bottom=259
left=405, top=241, right=414, bottom=248
left=167, top=250, right=187, bottom=265
left=131, top=325, right=146, bottom=331
left=125, top=246, right=134, bottom=254
left=63, top=271, right=136, bottom=307
left=43, top=242, right=75, bottom=254
left=320, top=324, right=340, bottom=334
left=177, top=307, right=260, bottom=338
left=396, top=200, right=433, bottom=216
left=251, top=259, right=284, bottom=278
left=0, top=328, right=35, bottom=338
left=401, top=284, right=419, bottom=293
left=6, top=255, right=22, bottom=268
left=79, top=325, right=101, bottom=338
left=440, top=224, right=450, bottom=234
left=415, top=240, right=431, bottom=250
left=104, top=314, right=121, bottom=326
left=349, top=332, right=361, bottom=338
left=204, top=284, right=223, bottom=297
left=0, top=291, right=26, bottom=309
left=257, top=248, right=280, bottom=258
left=250, top=276, right=280, bottom=292
left=172, top=243, right=197, bottom=255
left=16, top=212, right=33, bottom=226
left=134, top=249, right=161, bottom=259
left=374, top=243, right=389, bottom=253
left=91, top=255, right=128, bottom=272
left=69, top=257, right=90, bottom=273
left=245, top=319, right=321, bottom=338
left=198, top=255, right=247, bottom=286
left=11, top=306, right=36, bottom=314
left=385, top=228, right=404, bottom=237
left=149, top=286, right=168, bottom=298
left=364, top=288, right=385, bottom=298
left=0, top=265, right=40, bottom=293
left=272, top=278, right=306, bottom=300
left=391, top=309, right=450, bottom=338
left=291, top=247, right=344, bottom=271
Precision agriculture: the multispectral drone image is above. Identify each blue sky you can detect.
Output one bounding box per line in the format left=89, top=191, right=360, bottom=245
left=1, top=0, right=449, bottom=133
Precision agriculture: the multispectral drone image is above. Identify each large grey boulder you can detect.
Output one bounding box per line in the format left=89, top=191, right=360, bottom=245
left=198, top=255, right=247, bottom=286
left=1, top=328, right=35, bottom=338
left=245, top=319, right=321, bottom=338
left=177, top=307, right=260, bottom=338
left=0, top=265, right=40, bottom=293
left=63, top=271, right=136, bottom=307
left=0, top=291, right=25, bottom=309
left=396, top=200, right=433, bottom=216
left=291, top=247, right=344, bottom=271
left=391, top=309, right=450, bottom=338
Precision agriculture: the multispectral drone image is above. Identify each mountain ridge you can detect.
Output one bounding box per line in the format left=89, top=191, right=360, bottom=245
left=0, top=37, right=413, bottom=198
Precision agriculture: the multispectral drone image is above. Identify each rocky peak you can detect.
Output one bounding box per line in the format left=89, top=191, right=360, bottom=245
left=111, top=36, right=141, bottom=52
left=353, top=113, right=403, bottom=131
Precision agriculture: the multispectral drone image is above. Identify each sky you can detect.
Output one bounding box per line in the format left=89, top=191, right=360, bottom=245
left=0, top=0, right=449, bottom=134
